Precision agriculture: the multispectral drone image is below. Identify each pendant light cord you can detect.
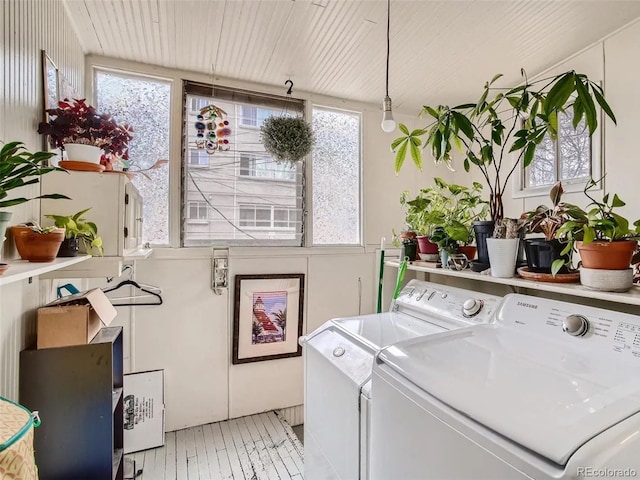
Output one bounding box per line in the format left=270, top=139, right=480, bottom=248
left=385, top=0, right=390, bottom=97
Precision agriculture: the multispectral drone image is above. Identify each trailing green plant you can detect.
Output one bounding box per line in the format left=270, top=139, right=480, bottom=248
left=556, top=178, right=640, bottom=244
left=391, top=70, right=616, bottom=222
left=399, top=177, right=487, bottom=242
left=45, top=208, right=104, bottom=256
left=260, top=116, right=314, bottom=164
left=0, top=141, right=69, bottom=208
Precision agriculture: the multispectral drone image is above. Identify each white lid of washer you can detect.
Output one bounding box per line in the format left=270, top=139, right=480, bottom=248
left=377, top=294, right=640, bottom=466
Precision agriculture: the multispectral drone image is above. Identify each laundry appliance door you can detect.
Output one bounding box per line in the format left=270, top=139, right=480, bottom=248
left=304, top=326, right=373, bottom=480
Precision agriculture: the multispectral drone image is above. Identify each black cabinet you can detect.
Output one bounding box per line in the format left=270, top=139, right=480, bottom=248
left=19, top=327, right=124, bottom=480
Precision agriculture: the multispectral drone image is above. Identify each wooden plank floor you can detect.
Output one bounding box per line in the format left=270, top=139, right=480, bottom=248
left=126, top=411, right=304, bottom=480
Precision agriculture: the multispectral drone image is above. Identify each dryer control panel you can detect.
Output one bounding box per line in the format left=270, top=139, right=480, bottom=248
left=393, top=279, right=502, bottom=327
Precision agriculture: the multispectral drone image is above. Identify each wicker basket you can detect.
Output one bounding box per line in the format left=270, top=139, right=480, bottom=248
left=0, top=396, right=39, bottom=479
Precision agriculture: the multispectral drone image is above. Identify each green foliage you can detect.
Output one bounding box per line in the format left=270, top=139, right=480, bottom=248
left=45, top=208, right=104, bottom=256
left=391, top=70, right=616, bottom=222
left=400, top=178, right=487, bottom=250
left=554, top=179, right=640, bottom=273
left=0, top=141, right=69, bottom=209
left=261, top=116, right=314, bottom=164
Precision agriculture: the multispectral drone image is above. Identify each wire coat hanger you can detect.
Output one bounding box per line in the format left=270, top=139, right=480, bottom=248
left=103, top=279, right=163, bottom=306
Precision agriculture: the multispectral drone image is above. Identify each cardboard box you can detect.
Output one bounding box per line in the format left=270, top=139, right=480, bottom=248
left=124, top=370, right=165, bottom=454
left=37, top=288, right=117, bottom=349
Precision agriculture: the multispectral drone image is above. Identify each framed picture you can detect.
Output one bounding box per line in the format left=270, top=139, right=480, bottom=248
left=41, top=50, right=59, bottom=151
left=233, top=274, right=305, bottom=364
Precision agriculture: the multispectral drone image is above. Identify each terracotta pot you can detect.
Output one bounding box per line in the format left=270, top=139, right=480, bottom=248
left=11, top=225, right=34, bottom=259
left=13, top=227, right=65, bottom=262
left=457, top=245, right=477, bottom=261
left=577, top=240, right=637, bottom=270
left=416, top=236, right=439, bottom=254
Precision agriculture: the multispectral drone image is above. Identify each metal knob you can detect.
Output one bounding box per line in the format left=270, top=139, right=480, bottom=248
left=563, top=315, right=590, bottom=337
left=462, top=298, right=482, bottom=317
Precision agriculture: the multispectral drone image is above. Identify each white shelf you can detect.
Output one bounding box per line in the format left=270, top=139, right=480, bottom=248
left=39, top=256, right=123, bottom=279
left=0, top=256, right=91, bottom=287
left=123, top=248, right=153, bottom=260
left=385, top=259, right=640, bottom=307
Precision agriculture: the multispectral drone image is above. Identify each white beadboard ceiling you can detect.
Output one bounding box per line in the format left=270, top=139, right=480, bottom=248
left=62, top=0, right=640, bottom=112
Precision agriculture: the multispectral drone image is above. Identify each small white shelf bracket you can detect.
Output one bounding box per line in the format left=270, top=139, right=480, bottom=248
left=211, top=249, right=228, bottom=295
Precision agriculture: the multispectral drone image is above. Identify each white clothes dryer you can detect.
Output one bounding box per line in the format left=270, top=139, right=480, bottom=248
left=302, top=279, right=502, bottom=480
left=371, top=293, right=640, bottom=480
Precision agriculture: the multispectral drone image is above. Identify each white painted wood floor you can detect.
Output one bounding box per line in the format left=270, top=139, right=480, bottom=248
left=126, top=411, right=304, bottom=480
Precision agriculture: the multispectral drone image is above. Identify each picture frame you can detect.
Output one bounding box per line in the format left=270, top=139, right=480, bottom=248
left=232, top=274, right=305, bottom=364
left=41, top=50, right=59, bottom=151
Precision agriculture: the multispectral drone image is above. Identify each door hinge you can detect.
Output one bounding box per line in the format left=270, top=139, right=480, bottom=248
left=124, top=227, right=128, bottom=238
left=125, top=193, right=129, bottom=205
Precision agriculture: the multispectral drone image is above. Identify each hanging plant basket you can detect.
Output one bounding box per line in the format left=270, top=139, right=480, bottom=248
left=260, top=116, right=314, bottom=164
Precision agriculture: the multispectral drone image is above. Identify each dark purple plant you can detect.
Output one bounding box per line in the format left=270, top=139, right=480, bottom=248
left=38, top=98, right=133, bottom=160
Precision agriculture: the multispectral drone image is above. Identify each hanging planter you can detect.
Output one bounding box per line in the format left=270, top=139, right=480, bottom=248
left=260, top=116, right=314, bottom=165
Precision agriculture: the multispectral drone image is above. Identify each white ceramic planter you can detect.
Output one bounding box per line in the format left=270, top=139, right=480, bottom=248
left=580, top=267, right=633, bottom=292
left=64, top=143, right=102, bottom=164
left=486, top=238, right=519, bottom=278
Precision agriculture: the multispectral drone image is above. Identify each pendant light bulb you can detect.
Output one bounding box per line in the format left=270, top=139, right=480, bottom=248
left=381, top=0, right=395, bottom=133
left=381, top=95, right=396, bottom=133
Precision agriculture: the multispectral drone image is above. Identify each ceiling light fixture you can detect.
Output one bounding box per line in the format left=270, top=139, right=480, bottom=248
left=381, top=0, right=396, bottom=133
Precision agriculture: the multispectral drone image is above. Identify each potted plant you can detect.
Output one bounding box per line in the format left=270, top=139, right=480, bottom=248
left=37, top=98, right=133, bottom=164
left=400, top=178, right=487, bottom=258
left=260, top=116, right=314, bottom=164
left=486, top=218, right=524, bottom=278
left=391, top=70, right=616, bottom=264
left=521, top=181, right=586, bottom=275
left=11, top=223, right=65, bottom=263
left=556, top=178, right=640, bottom=291
left=44, top=208, right=104, bottom=257
left=0, top=141, right=68, bottom=250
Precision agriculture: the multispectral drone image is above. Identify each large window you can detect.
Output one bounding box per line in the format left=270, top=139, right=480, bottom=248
left=182, top=82, right=304, bottom=246
left=523, top=110, right=594, bottom=190
left=312, top=107, right=361, bottom=245
left=95, top=69, right=171, bottom=245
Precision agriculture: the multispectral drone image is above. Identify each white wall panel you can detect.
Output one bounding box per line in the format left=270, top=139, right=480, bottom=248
left=0, top=0, right=84, bottom=400
left=132, top=258, right=229, bottom=431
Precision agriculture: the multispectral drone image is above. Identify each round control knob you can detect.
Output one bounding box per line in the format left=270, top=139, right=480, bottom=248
left=562, top=315, right=590, bottom=337
left=462, top=298, right=483, bottom=317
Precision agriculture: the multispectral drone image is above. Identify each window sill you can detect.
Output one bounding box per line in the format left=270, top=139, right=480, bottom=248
left=512, top=178, right=602, bottom=199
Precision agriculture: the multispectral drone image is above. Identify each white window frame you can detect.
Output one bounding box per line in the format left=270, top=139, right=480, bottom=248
left=188, top=201, right=209, bottom=220
left=513, top=111, right=603, bottom=198
left=189, top=149, right=209, bottom=167
left=238, top=204, right=296, bottom=231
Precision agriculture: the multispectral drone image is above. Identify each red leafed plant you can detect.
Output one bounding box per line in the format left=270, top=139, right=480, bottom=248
left=38, top=98, right=133, bottom=160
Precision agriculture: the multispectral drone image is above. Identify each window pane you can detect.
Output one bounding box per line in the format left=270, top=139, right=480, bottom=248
left=526, top=133, right=556, bottom=188
left=559, top=111, right=591, bottom=181
left=183, top=86, right=304, bottom=247
left=95, top=70, right=171, bottom=245
left=312, top=107, right=361, bottom=245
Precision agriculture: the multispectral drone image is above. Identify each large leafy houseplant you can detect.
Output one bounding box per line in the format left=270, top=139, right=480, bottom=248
left=0, top=141, right=68, bottom=209
left=392, top=70, right=616, bottom=222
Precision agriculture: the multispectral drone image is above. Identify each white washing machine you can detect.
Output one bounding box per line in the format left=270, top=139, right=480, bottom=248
left=302, top=279, right=502, bottom=480
left=370, top=293, right=640, bottom=480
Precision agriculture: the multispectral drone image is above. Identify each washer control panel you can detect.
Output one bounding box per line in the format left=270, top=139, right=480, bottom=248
left=394, top=279, right=502, bottom=325
left=497, top=294, right=640, bottom=360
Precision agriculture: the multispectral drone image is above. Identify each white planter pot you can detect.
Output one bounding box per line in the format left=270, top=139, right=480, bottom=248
left=580, top=267, right=633, bottom=292
left=486, top=238, right=519, bottom=278
left=0, top=211, right=12, bottom=260
left=64, top=143, right=102, bottom=164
